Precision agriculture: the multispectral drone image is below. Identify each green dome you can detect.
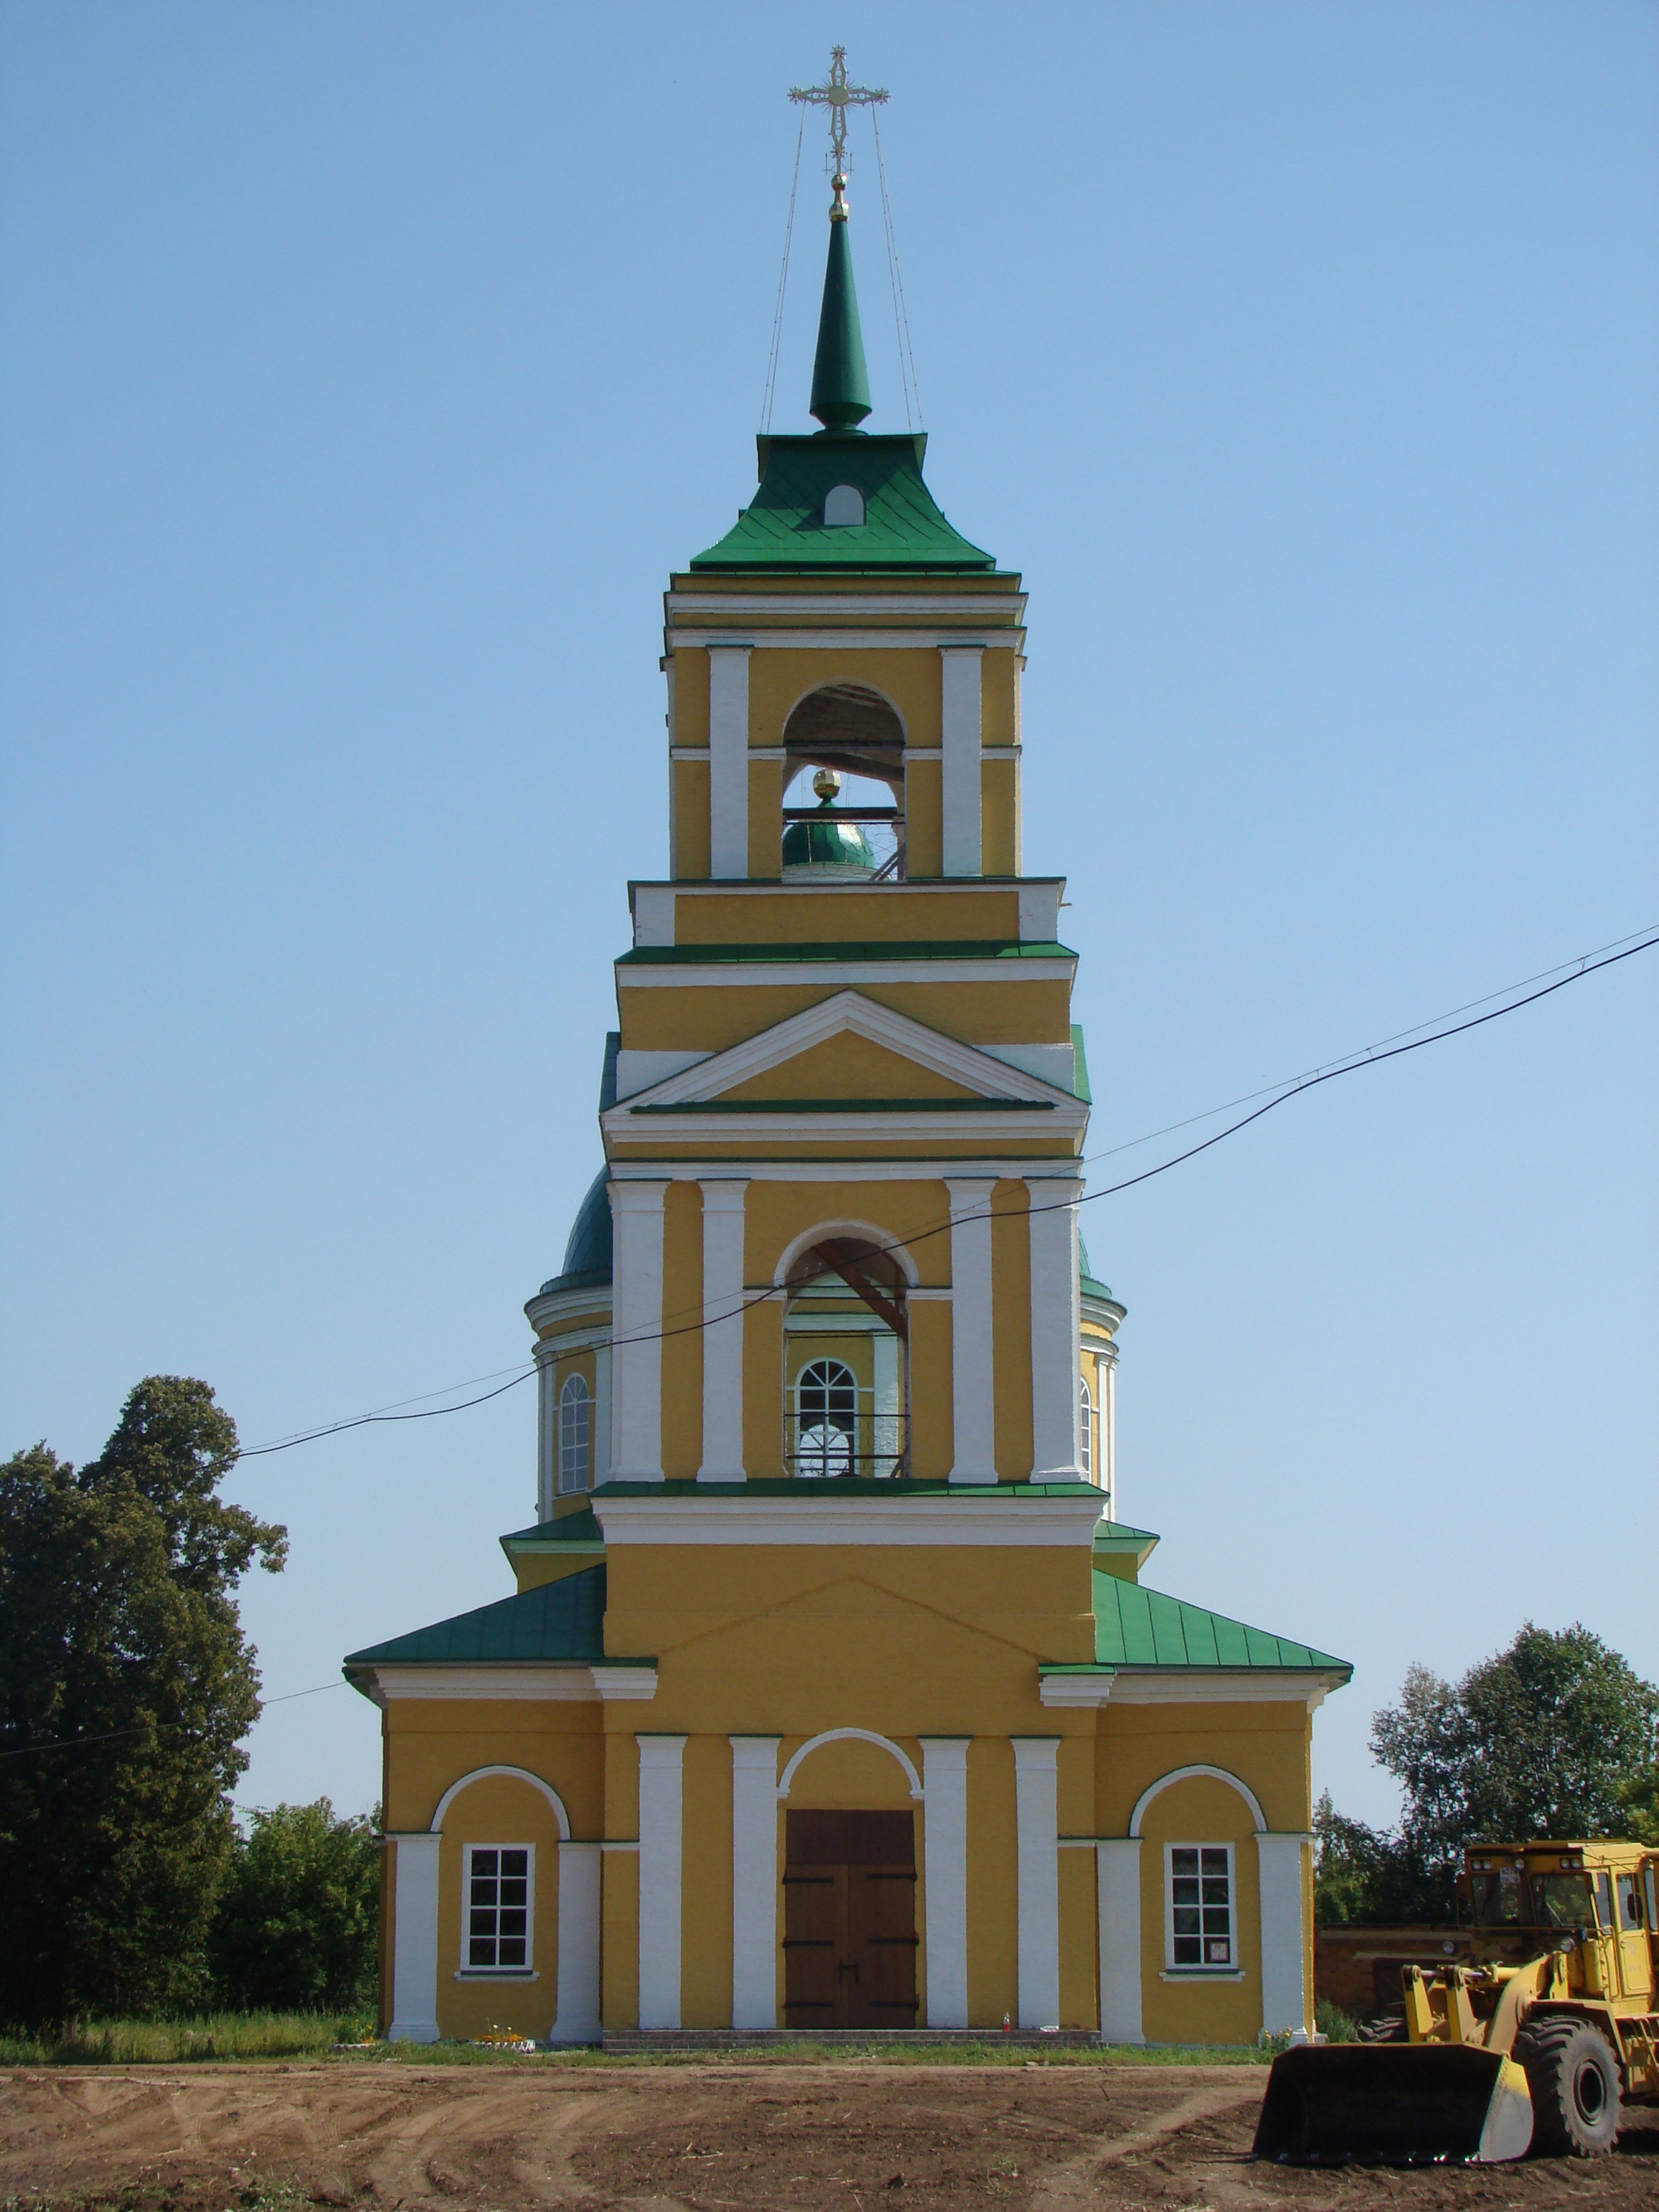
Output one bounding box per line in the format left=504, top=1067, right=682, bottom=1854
left=781, top=801, right=875, bottom=878
left=538, top=1167, right=612, bottom=1296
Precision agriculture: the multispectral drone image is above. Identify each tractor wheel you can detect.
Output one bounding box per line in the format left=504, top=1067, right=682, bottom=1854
left=1515, top=2017, right=1621, bottom=2156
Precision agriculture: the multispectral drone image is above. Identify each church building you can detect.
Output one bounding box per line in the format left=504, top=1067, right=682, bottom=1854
left=345, top=93, right=1349, bottom=2047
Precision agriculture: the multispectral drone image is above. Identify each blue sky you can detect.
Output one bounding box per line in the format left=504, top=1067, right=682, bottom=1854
left=2, top=2, right=1654, bottom=1829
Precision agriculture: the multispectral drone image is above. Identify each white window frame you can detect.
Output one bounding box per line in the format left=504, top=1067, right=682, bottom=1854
left=558, top=1372, right=591, bottom=1496
left=458, top=1842, right=537, bottom=1979
left=1163, top=1840, right=1238, bottom=1976
left=1079, top=1375, right=1093, bottom=1480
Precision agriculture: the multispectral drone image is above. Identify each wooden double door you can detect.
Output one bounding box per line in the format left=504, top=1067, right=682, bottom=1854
left=783, top=1810, right=918, bottom=2030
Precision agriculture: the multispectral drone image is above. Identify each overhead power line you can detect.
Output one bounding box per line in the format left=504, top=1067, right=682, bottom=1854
left=0, top=1680, right=350, bottom=1762
left=236, top=925, right=1657, bottom=1458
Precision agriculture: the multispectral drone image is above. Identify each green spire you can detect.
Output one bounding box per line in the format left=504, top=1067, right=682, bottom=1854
left=810, top=177, right=872, bottom=431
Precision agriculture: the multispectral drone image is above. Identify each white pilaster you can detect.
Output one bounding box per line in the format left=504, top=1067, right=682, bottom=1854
left=552, top=1841, right=602, bottom=2043
left=946, top=1178, right=997, bottom=1484
left=698, top=1180, right=749, bottom=1480
left=919, top=1739, right=970, bottom=2028
left=387, top=1832, right=441, bottom=2042
left=534, top=1341, right=557, bottom=1521
left=637, top=1734, right=687, bottom=2030
left=610, top=1182, right=666, bottom=1481
left=592, top=1343, right=612, bottom=1486
left=1096, top=1839, right=1144, bottom=2044
left=873, top=1327, right=901, bottom=1478
left=1101, top=1342, right=1118, bottom=1517
left=1029, top=1178, right=1084, bottom=1478
left=1012, top=1738, right=1060, bottom=2029
left=730, top=1737, right=781, bottom=2028
left=1256, top=1832, right=1311, bottom=2037
left=940, top=646, right=983, bottom=878
left=708, top=645, right=752, bottom=880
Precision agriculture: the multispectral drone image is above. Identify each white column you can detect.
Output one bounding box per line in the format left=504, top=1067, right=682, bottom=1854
left=534, top=1342, right=557, bottom=1520
left=591, top=1342, right=612, bottom=1486
left=708, top=644, right=752, bottom=880
left=552, top=1841, right=601, bottom=2043
left=698, top=1180, right=749, bottom=1480
left=1029, top=1177, right=1083, bottom=1478
left=920, top=1739, right=970, bottom=2028
left=1097, top=1839, right=1144, bottom=2044
left=1012, top=1739, right=1060, bottom=2029
left=946, top=1178, right=997, bottom=1484
left=1257, top=1832, right=1311, bottom=2037
left=1101, top=1343, right=1118, bottom=1518
left=637, top=1734, right=687, bottom=2030
left=940, top=645, right=983, bottom=878
left=387, top=1832, right=441, bottom=2042
left=730, top=1737, right=781, bottom=2028
left=873, top=1327, right=901, bottom=1478
left=610, top=1181, right=666, bottom=1481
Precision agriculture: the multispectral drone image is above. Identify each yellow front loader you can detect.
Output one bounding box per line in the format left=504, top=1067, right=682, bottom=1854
left=1254, top=1840, right=1659, bottom=2164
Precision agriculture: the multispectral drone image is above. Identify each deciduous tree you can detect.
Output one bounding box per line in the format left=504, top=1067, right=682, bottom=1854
left=0, top=1379, right=285, bottom=2025
left=209, top=1799, right=380, bottom=2013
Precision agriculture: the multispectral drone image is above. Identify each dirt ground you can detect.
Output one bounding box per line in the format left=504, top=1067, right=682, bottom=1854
left=2, top=2061, right=1656, bottom=2212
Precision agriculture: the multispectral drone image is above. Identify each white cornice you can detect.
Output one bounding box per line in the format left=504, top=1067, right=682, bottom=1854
left=353, top=1661, right=659, bottom=1704
left=616, top=958, right=1075, bottom=989
left=591, top=1492, right=1105, bottom=1548
left=666, top=630, right=1025, bottom=652
left=1038, top=1670, right=1339, bottom=1710
left=524, top=1284, right=612, bottom=1333
left=602, top=1159, right=1091, bottom=1183
left=666, top=593, right=1028, bottom=619
left=606, top=1111, right=1084, bottom=1147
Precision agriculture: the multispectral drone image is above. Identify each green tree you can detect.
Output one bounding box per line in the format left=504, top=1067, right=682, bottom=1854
left=0, top=1379, right=285, bottom=2025
left=1312, top=1790, right=1456, bottom=1926
left=1372, top=1624, right=1659, bottom=1857
left=209, top=1799, right=381, bottom=2012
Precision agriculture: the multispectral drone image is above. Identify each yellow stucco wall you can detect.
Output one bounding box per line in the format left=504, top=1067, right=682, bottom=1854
left=659, top=1182, right=703, bottom=1480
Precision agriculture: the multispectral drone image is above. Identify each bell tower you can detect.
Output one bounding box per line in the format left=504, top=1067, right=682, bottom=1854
left=572, top=124, right=1121, bottom=1501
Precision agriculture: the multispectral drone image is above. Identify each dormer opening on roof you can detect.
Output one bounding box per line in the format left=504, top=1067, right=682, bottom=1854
left=824, top=484, right=864, bottom=527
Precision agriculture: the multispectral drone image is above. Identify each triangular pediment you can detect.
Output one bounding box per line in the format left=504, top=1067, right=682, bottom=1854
left=614, top=991, right=1079, bottom=1114
left=656, top=1571, right=1053, bottom=1666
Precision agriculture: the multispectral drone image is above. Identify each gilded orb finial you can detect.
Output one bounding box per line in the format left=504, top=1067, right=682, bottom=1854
left=812, top=766, right=842, bottom=804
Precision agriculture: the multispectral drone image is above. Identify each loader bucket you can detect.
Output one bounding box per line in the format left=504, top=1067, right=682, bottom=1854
left=1253, top=2044, right=1535, bottom=2166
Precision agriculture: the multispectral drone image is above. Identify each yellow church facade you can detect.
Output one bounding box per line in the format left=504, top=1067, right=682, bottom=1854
left=346, top=153, right=1348, bottom=2049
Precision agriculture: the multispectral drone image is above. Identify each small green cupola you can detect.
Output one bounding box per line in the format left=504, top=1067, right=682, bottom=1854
left=810, top=176, right=872, bottom=432
left=781, top=768, right=876, bottom=881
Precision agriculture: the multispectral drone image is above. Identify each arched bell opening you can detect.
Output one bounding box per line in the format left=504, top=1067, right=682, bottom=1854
left=781, top=1237, right=909, bottom=1478
left=781, top=683, right=906, bottom=881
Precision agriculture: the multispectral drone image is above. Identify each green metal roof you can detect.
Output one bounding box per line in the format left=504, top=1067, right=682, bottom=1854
left=592, top=1477, right=1103, bottom=1501
left=1084, top=1573, right=1350, bottom=1675
left=499, top=1507, right=604, bottom=1558
left=615, top=940, right=1077, bottom=966
left=536, top=1166, right=612, bottom=1299
left=344, top=1564, right=608, bottom=1670
left=690, top=433, right=995, bottom=573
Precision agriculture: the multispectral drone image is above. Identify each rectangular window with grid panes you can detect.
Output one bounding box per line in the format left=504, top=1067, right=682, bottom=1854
left=1166, top=1843, right=1234, bottom=1970
left=464, top=1845, right=533, bottom=1972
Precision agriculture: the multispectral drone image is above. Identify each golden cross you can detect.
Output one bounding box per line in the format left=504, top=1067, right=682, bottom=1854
left=789, top=46, right=888, bottom=187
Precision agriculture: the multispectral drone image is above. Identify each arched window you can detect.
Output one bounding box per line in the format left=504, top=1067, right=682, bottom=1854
left=796, top=1358, right=857, bottom=1478
left=1079, top=1375, right=1094, bottom=1481
left=558, top=1373, right=591, bottom=1495
left=823, top=483, right=864, bottom=527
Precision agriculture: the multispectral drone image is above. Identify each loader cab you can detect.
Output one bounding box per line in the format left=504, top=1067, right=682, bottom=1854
left=1467, top=1843, right=1656, bottom=2005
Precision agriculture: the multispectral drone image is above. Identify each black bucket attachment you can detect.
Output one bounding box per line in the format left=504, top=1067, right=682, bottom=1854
left=1253, top=2043, right=1535, bottom=2166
